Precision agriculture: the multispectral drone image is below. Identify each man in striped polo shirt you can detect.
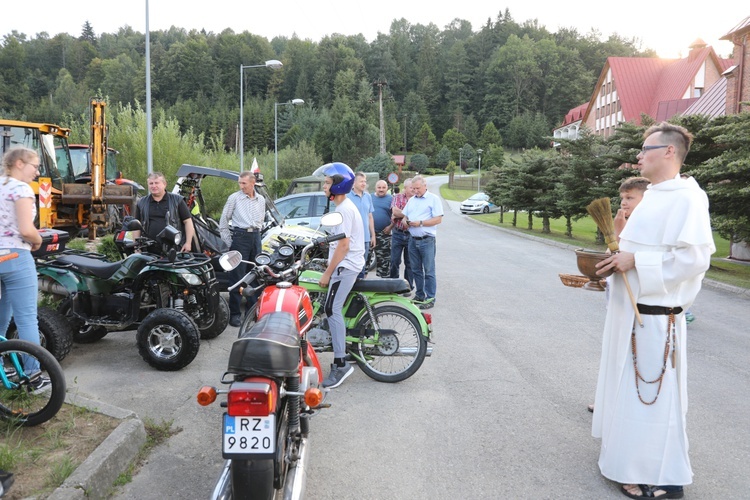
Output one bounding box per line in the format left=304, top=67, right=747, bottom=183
left=220, top=171, right=266, bottom=327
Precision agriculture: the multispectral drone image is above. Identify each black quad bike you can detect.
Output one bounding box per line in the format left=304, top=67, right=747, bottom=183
left=35, top=219, right=229, bottom=370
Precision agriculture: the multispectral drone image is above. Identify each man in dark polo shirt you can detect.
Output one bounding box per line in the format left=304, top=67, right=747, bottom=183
left=133, top=172, right=195, bottom=254
left=220, top=171, right=266, bottom=327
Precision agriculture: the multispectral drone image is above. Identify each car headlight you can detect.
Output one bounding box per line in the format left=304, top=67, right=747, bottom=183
left=181, top=273, right=203, bottom=286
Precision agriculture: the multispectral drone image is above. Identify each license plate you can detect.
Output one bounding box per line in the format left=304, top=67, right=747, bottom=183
left=222, top=413, right=275, bottom=455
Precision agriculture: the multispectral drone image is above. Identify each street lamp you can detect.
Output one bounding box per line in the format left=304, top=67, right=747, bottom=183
left=476, top=148, right=483, bottom=192
left=274, top=98, right=305, bottom=180
left=239, top=59, right=283, bottom=172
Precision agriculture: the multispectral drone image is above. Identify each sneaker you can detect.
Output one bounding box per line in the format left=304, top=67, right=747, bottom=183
left=29, top=373, right=52, bottom=395
left=322, top=363, right=354, bottom=389
left=417, top=299, right=434, bottom=310
left=685, top=312, right=695, bottom=324
left=229, top=315, right=241, bottom=327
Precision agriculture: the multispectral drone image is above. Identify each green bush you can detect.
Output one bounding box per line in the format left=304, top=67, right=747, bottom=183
left=97, top=235, right=122, bottom=261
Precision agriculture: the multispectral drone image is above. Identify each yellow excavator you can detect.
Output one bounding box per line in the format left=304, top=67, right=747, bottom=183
left=0, top=99, right=135, bottom=238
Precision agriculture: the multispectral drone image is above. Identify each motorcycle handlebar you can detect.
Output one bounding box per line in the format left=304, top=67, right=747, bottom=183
left=226, top=232, right=347, bottom=292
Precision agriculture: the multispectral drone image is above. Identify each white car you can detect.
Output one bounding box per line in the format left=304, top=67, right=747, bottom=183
left=460, top=192, right=496, bottom=214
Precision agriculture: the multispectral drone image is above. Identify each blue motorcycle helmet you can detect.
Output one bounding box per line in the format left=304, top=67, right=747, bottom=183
left=314, top=162, right=355, bottom=196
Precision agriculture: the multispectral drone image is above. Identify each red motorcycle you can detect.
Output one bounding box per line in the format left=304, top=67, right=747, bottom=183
left=197, top=213, right=344, bottom=500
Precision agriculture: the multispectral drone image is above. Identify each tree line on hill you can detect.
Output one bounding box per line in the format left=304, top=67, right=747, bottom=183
left=1, top=11, right=747, bottom=244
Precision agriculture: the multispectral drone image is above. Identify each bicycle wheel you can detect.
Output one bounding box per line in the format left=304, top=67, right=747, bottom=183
left=0, top=339, right=66, bottom=426
left=351, top=305, right=428, bottom=383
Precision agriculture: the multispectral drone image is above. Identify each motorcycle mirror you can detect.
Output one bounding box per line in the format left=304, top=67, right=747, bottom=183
left=123, top=217, right=143, bottom=232
left=319, top=212, right=343, bottom=227
left=219, top=250, right=243, bottom=271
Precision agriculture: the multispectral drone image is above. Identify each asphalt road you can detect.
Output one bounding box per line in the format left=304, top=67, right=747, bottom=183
left=60, top=176, right=750, bottom=499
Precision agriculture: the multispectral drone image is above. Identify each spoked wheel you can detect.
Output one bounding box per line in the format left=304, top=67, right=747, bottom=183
left=0, top=339, right=66, bottom=426
left=351, top=305, right=428, bottom=383
left=136, top=309, right=200, bottom=371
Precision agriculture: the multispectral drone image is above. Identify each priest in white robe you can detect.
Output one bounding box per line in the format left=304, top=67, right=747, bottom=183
left=592, top=123, right=715, bottom=500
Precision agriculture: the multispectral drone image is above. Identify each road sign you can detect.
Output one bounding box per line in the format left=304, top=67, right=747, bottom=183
left=387, top=172, right=399, bottom=184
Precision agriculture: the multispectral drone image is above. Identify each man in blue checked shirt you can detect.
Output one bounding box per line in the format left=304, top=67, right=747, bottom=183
left=220, top=172, right=266, bottom=327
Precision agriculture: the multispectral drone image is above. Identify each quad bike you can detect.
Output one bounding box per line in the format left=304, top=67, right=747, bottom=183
left=35, top=220, right=223, bottom=370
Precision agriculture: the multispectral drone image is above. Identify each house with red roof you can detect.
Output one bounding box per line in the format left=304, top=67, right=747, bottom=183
left=554, top=40, right=733, bottom=139
left=580, top=40, right=733, bottom=137
left=720, top=16, right=750, bottom=115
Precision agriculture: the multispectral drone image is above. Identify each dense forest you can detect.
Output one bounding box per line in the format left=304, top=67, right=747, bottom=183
left=2, top=11, right=748, bottom=244
left=1, top=9, right=654, bottom=171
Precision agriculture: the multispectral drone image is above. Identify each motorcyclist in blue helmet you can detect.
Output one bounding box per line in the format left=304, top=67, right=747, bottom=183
left=317, top=162, right=365, bottom=388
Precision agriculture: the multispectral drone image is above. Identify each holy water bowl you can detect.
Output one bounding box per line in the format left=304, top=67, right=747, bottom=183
left=575, top=248, right=613, bottom=291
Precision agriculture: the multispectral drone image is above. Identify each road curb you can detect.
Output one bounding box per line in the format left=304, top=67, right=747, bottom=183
left=47, top=394, right=147, bottom=500
left=460, top=209, right=750, bottom=299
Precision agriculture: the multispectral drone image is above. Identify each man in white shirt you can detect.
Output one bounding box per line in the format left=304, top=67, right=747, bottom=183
left=220, top=172, right=266, bottom=327
left=402, top=175, right=443, bottom=309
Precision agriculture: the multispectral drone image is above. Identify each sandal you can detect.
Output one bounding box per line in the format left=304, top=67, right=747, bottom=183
left=621, top=484, right=684, bottom=499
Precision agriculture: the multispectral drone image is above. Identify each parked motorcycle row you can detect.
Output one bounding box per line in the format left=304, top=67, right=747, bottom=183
left=14, top=165, right=434, bottom=497
left=198, top=211, right=434, bottom=500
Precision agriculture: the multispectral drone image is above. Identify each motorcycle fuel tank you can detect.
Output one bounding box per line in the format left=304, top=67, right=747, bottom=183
left=256, top=282, right=314, bottom=334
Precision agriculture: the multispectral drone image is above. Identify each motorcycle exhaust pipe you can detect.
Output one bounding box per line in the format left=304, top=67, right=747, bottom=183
left=399, top=346, right=433, bottom=357
left=38, top=278, right=69, bottom=296
left=210, top=459, right=232, bottom=500
left=282, top=436, right=310, bottom=500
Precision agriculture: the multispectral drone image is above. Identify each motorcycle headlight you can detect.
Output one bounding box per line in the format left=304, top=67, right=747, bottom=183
left=181, top=273, right=203, bottom=286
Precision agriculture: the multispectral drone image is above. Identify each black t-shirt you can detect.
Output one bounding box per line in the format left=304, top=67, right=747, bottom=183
left=137, top=195, right=191, bottom=240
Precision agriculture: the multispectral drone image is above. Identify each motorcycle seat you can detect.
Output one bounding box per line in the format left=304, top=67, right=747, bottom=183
left=54, top=255, right=133, bottom=279
left=351, top=277, right=410, bottom=294
left=228, top=312, right=300, bottom=377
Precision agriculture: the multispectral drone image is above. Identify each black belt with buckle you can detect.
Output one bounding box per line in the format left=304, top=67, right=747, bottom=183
left=411, top=235, right=432, bottom=241
left=232, top=227, right=257, bottom=233
left=636, top=304, right=683, bottom=315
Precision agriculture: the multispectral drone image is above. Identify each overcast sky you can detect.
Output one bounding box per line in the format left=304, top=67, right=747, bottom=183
left=1, top=1, right=741, bottom=60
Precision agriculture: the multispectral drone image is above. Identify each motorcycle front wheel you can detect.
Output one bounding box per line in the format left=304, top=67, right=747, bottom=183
left=351, top=304, right=428, bottom=383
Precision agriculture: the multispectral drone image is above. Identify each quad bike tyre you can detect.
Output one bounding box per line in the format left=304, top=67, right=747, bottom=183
left=196, top=295, right=230, bottom=340
left=136, top=308, right=200, bottom=371
left=57, top=299, right=109, bottom=344
left=7, top=307, right=74, bottom=361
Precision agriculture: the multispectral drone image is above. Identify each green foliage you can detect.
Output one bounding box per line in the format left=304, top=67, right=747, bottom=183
left=412, top=123, right=438, bottom=157
left=358, top=153, right=396, bottom=180
left=409, top=153, right=430, bottom=174
left=435, top=146, right=451, bottom=169
left=97, top=235, right=122, bottom=261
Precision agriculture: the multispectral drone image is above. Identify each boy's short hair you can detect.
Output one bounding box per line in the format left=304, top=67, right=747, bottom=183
left=619, top=176, right=649, bottom=194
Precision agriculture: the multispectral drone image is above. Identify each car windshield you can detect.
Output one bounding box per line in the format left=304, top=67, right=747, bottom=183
left=469, top=193, right=487, bottom=201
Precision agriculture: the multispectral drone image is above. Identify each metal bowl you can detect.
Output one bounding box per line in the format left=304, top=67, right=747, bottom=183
left=574, top=249, right=613, bottom=291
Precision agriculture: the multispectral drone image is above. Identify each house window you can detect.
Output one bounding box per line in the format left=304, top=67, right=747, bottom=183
left=693, top=87, right=703, bottom=98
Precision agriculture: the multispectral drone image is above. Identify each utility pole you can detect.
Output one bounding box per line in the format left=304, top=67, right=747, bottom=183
left=373, top=80, right=388, bottom=154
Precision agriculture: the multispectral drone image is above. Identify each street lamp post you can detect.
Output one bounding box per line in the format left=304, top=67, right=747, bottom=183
left=476, top=148, right=483, bottom=192
left=274, top=98, right=305, bottom=180
left=239, top=59, right=283, bottom=172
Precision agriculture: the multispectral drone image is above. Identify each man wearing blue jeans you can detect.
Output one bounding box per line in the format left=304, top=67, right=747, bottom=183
left=347, top=172, right=375, bottom=279
left=402, top=175, right=443, bottom=310
left=390, top=178, right=414, bottom=290
left=219, top=172, right=266, bottom=327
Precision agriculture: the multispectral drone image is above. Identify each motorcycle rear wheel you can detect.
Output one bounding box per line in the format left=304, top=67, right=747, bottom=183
left=352, top=304, right=427, bottom=383
left=231, top=458, right=275, bottom=500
